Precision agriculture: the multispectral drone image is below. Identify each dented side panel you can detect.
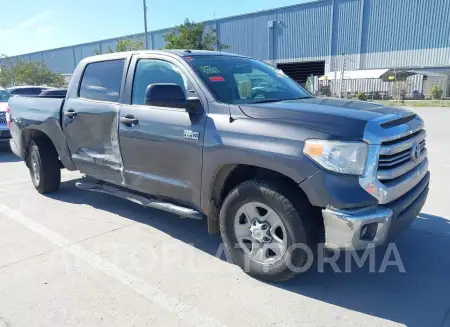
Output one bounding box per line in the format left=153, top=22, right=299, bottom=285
left=62, top=97, right=123, bottom=183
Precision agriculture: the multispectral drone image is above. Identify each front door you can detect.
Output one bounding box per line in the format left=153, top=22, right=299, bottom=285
left=119, top=56, right=207, bottom=208
left=63, top=59, right=126, bottom=184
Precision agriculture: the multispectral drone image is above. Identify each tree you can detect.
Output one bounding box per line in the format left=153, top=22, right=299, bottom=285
left=95, top=39, right=144, bottom=55
left=392, top=80, right=410, bottom=103
left=305, top=74, right=314, bottom=93
left=163, top=19, right=230, bottom=51
left=0, top=54, right=66, bottom=88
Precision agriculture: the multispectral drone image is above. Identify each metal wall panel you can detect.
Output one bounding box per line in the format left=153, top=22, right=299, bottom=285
left=4, top=0, right=450, bottom=76
left=275, top=1, right=332, bottom=61
left=8, top=54, right=31, bottom=64
left=41, top=47, right=75, bottom=73
left=361, top=47, right=450, bottom=69
left=151, top=28, right=171, bottom=50
left=29, top=52, right=42, bottom=63
left=361, top=0, right=450, bottom=54
left=219, top=12, right=274, bottom=60
left=73, top=47, right=83, bottom=68
left=99, top=39, right=117, bottom=54
left=79, top=43, right=101, bottom=60
left=203, top=21, right=217, bottom=35
left=134, top=34, right=147, bottom=49
left=331, top=0, right=361, bottom=56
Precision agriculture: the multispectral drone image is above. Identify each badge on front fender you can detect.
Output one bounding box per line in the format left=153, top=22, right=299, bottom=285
left=184, top=130, right=199, bottom=140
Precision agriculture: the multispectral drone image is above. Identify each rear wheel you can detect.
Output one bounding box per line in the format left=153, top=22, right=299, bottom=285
left=28, top=139, right=61, bottom=194
left=219, top=180, right=315, bottom=282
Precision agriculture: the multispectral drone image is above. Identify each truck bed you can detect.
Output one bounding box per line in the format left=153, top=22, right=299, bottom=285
left=8, top=95, right=73, bottom=168
left=9, top=96, right=65, bottom=124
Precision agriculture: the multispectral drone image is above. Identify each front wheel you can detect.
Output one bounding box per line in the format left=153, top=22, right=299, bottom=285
left=219, top=180, right=315, bottom=282
left=28, top=139, right=61, bottom=194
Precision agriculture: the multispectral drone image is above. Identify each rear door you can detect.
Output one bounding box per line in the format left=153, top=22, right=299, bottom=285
left=118, top=54, right=207, bottom=208
left=62, top=58, right=127, bottom=184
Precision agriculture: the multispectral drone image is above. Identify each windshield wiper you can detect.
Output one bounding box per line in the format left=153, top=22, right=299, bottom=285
left=251, top=99, right=285, bottom=104
left=252, top=96, right=313, bottom=104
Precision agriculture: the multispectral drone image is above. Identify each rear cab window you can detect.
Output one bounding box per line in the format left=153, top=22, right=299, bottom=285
left=12, top=88, right=43, bottom=95
left=79, top=59, right=125, bottom=102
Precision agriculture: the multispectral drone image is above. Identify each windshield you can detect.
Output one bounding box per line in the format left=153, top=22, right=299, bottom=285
left=0, top=89, right=11, bottom=102
left=187, top=56, right=312, bottom=104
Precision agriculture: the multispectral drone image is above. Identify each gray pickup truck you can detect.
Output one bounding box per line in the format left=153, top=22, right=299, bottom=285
left=8, top=50, right=429, bottom=281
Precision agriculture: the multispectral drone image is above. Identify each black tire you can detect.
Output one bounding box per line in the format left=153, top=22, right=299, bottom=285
left=219, top=180, right=315, bottom=282
left=27, top=139, right=61, bottom=194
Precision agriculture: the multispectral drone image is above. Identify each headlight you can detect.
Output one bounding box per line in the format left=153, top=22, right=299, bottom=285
left=303, top=140, right=368, bottom=175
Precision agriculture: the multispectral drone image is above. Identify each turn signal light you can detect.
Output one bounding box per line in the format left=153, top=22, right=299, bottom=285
left=303, top=142, right=324, bottom=156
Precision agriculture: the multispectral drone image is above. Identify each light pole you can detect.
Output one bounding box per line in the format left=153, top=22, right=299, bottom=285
left=143, top=0, right=148, bottom=49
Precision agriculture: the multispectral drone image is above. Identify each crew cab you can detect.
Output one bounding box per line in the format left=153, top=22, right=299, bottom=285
left=8, top=50, right=429, bottom=281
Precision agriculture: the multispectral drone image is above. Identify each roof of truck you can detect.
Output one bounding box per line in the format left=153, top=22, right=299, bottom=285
left=88, top=49, right=247, bottom=62
left=163, top=50, right=245, bottom=57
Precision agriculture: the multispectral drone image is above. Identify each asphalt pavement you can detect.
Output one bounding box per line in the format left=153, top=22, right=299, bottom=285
left=0, top=107, right=449, bottom=327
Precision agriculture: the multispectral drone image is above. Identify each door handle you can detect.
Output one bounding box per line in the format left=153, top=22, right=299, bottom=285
left=64, top=109, right=77, bottom=118
left=120, top=115, right=139, bottom=126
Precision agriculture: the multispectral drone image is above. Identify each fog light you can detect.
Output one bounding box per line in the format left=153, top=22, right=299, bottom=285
left=360, top=222, right=378, bottom=241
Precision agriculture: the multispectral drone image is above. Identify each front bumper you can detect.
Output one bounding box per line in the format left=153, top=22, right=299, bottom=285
left=322, top=171, right=429, bottom=250
left=9, top=138, right=20, bottom=157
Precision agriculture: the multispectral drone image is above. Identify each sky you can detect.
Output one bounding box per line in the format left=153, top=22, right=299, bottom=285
left=0, top=0, right=310, bottom=56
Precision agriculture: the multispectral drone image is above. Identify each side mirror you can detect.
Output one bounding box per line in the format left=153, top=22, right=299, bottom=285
left=145, top=83, right=200, bottom=112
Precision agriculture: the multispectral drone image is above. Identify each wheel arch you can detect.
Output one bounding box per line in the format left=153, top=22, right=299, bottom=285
left=206, top=164, right=322, bottom=239
left=20, top=124, right=76, bottom=170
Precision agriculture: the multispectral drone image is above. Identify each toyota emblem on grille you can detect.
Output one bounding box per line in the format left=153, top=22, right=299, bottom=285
left=411, top=142, right=421, bottom=163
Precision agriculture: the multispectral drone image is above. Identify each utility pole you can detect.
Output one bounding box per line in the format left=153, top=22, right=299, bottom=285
left=143, top=0, right=149, bottom=50
left=333, top=57, right=337, bottom=97
left=340, top=52, right=346, bottom=98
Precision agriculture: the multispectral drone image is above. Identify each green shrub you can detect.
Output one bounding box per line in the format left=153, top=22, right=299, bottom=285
left=356, top=92, right=367, bottom=101
left=430, top=84, right=444, bottom=100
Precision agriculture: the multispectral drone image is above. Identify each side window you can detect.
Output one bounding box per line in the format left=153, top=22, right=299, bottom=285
left=79, top=59, right=125, bottom=102
left=132, top=59, right=189, bottom=105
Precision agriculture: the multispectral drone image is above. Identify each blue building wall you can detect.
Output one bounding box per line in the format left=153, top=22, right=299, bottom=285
left=4, top=0, right=450, bottom=74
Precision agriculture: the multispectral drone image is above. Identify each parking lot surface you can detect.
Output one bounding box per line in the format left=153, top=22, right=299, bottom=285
left=0, top=107, right=449, bottom=327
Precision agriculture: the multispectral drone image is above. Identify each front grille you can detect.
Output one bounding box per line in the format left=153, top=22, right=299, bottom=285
left=377, top=129, right=427, bottom=182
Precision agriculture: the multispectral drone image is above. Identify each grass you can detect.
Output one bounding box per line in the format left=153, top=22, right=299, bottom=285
left=372, top=100, right=450, bottom=107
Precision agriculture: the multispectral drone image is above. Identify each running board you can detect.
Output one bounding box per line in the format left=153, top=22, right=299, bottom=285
left=75, top=180, right=204, bottom=220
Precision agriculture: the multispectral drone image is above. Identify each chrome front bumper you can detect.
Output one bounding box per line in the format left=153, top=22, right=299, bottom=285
left=322, top=206, right=393, bottom=250
left=323, top=172, right=429, bottom=251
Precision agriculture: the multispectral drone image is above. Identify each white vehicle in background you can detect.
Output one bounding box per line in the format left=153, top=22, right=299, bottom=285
left=0, top=88, right=12, bottom=145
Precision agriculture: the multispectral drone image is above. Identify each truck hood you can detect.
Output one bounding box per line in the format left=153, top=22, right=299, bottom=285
left=238, top=98, right=413, bottom=139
